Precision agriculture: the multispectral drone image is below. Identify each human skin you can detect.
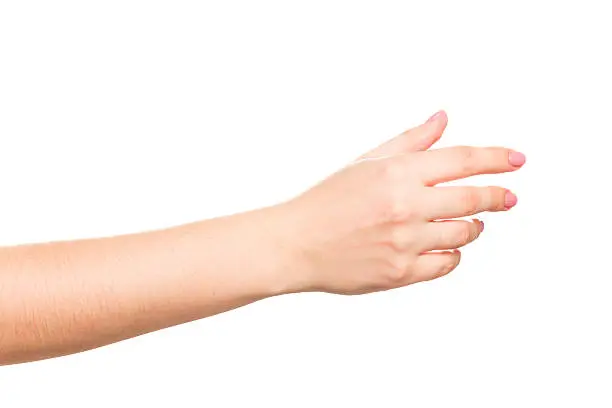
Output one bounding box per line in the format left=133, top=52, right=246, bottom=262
left=0, top=111, right=525, bottom=365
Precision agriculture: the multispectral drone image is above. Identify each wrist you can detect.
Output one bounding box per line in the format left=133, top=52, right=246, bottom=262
left=255, top=202, right=314, bottom=297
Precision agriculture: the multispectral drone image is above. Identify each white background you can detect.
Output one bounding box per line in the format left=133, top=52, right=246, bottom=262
left=0, top=1, right=610, bottom=406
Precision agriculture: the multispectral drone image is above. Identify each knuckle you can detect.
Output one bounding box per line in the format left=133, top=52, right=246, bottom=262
left=388, top=227, right=408, bottom=252
left=489, top=186, right=507, bottom=211
left=461, top=188, right=481, bottom=214
left=379, top=158, right=406, bottom=184
left=393, top=256, right=411, bottom=274
left=386, top=255, right=411, bottom=282
left=457, top=145, right=475, bottom=160
left=375, top=158, right=421, bottom=222
left=381, top=189, right=411, bottom=222
left=387, top=269, right=406, bottom=285
left=455, top=146, right=477, bottom=172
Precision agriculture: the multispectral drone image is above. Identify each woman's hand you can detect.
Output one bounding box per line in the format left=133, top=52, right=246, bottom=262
left=282, top=111, right=525, bottom=295
left=0, top=110, right=525, bottom=365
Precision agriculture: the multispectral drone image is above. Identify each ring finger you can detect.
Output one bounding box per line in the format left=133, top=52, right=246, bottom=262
left=417, top=219, right=484, bottom=252
left=422, top=186, right=515, bottom=220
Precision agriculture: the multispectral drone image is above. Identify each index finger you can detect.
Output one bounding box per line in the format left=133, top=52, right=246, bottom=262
left=410, top=146, right=526, bottom=185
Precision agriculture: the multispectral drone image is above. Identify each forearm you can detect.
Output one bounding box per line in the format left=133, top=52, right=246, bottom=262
left=0, top=111, right=524, bottom=366
left=0, top=204, right=300, bottom=365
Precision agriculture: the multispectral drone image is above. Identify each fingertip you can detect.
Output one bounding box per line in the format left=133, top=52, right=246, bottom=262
left=425, top=110, right=447, bottom=125
left=450, top=248, right=462, bottom=262
left=508, top=151, right=526, bottom=167
left=361, top=110, right=448, bottom=158
left=504, top=191, right=518, bottom=210
left=446, top=249, right=462, bottom=275
left=415, top=110, right=447, bottom=150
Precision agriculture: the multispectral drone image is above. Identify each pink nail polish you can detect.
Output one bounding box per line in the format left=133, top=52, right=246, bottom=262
left=480, top=220, right=485, bottom=232
left=426, top=110, right=444, bottom=123
left=504, top=191, right=518, bottom=210
left=509, top=151, right=526, bottom=167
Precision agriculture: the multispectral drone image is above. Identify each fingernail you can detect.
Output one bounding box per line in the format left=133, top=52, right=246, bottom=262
left=504, top=191, right=518, bottom=210
left=426, top=110, right=444, bottom=123
left=480, top=220, right=485, bottom=232
left=509, top=151, right=526, bottom=167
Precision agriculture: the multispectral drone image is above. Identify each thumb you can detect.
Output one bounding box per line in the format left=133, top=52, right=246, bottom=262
left=360, top=110, right=448, bottom=160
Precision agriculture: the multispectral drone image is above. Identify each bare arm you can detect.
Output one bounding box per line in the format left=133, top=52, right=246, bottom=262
left=0, top=206, right=300, bottom=365
left=0, top=111, right=525, bottom=365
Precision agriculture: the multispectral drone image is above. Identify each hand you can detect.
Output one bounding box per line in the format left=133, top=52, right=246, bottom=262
left=282, top=111, right=525, bottom=295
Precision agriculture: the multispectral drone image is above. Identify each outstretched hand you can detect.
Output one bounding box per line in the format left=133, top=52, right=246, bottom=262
left=281, top=111, right=525, bottom=294
left=0, top=110, right=525, bottom=365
